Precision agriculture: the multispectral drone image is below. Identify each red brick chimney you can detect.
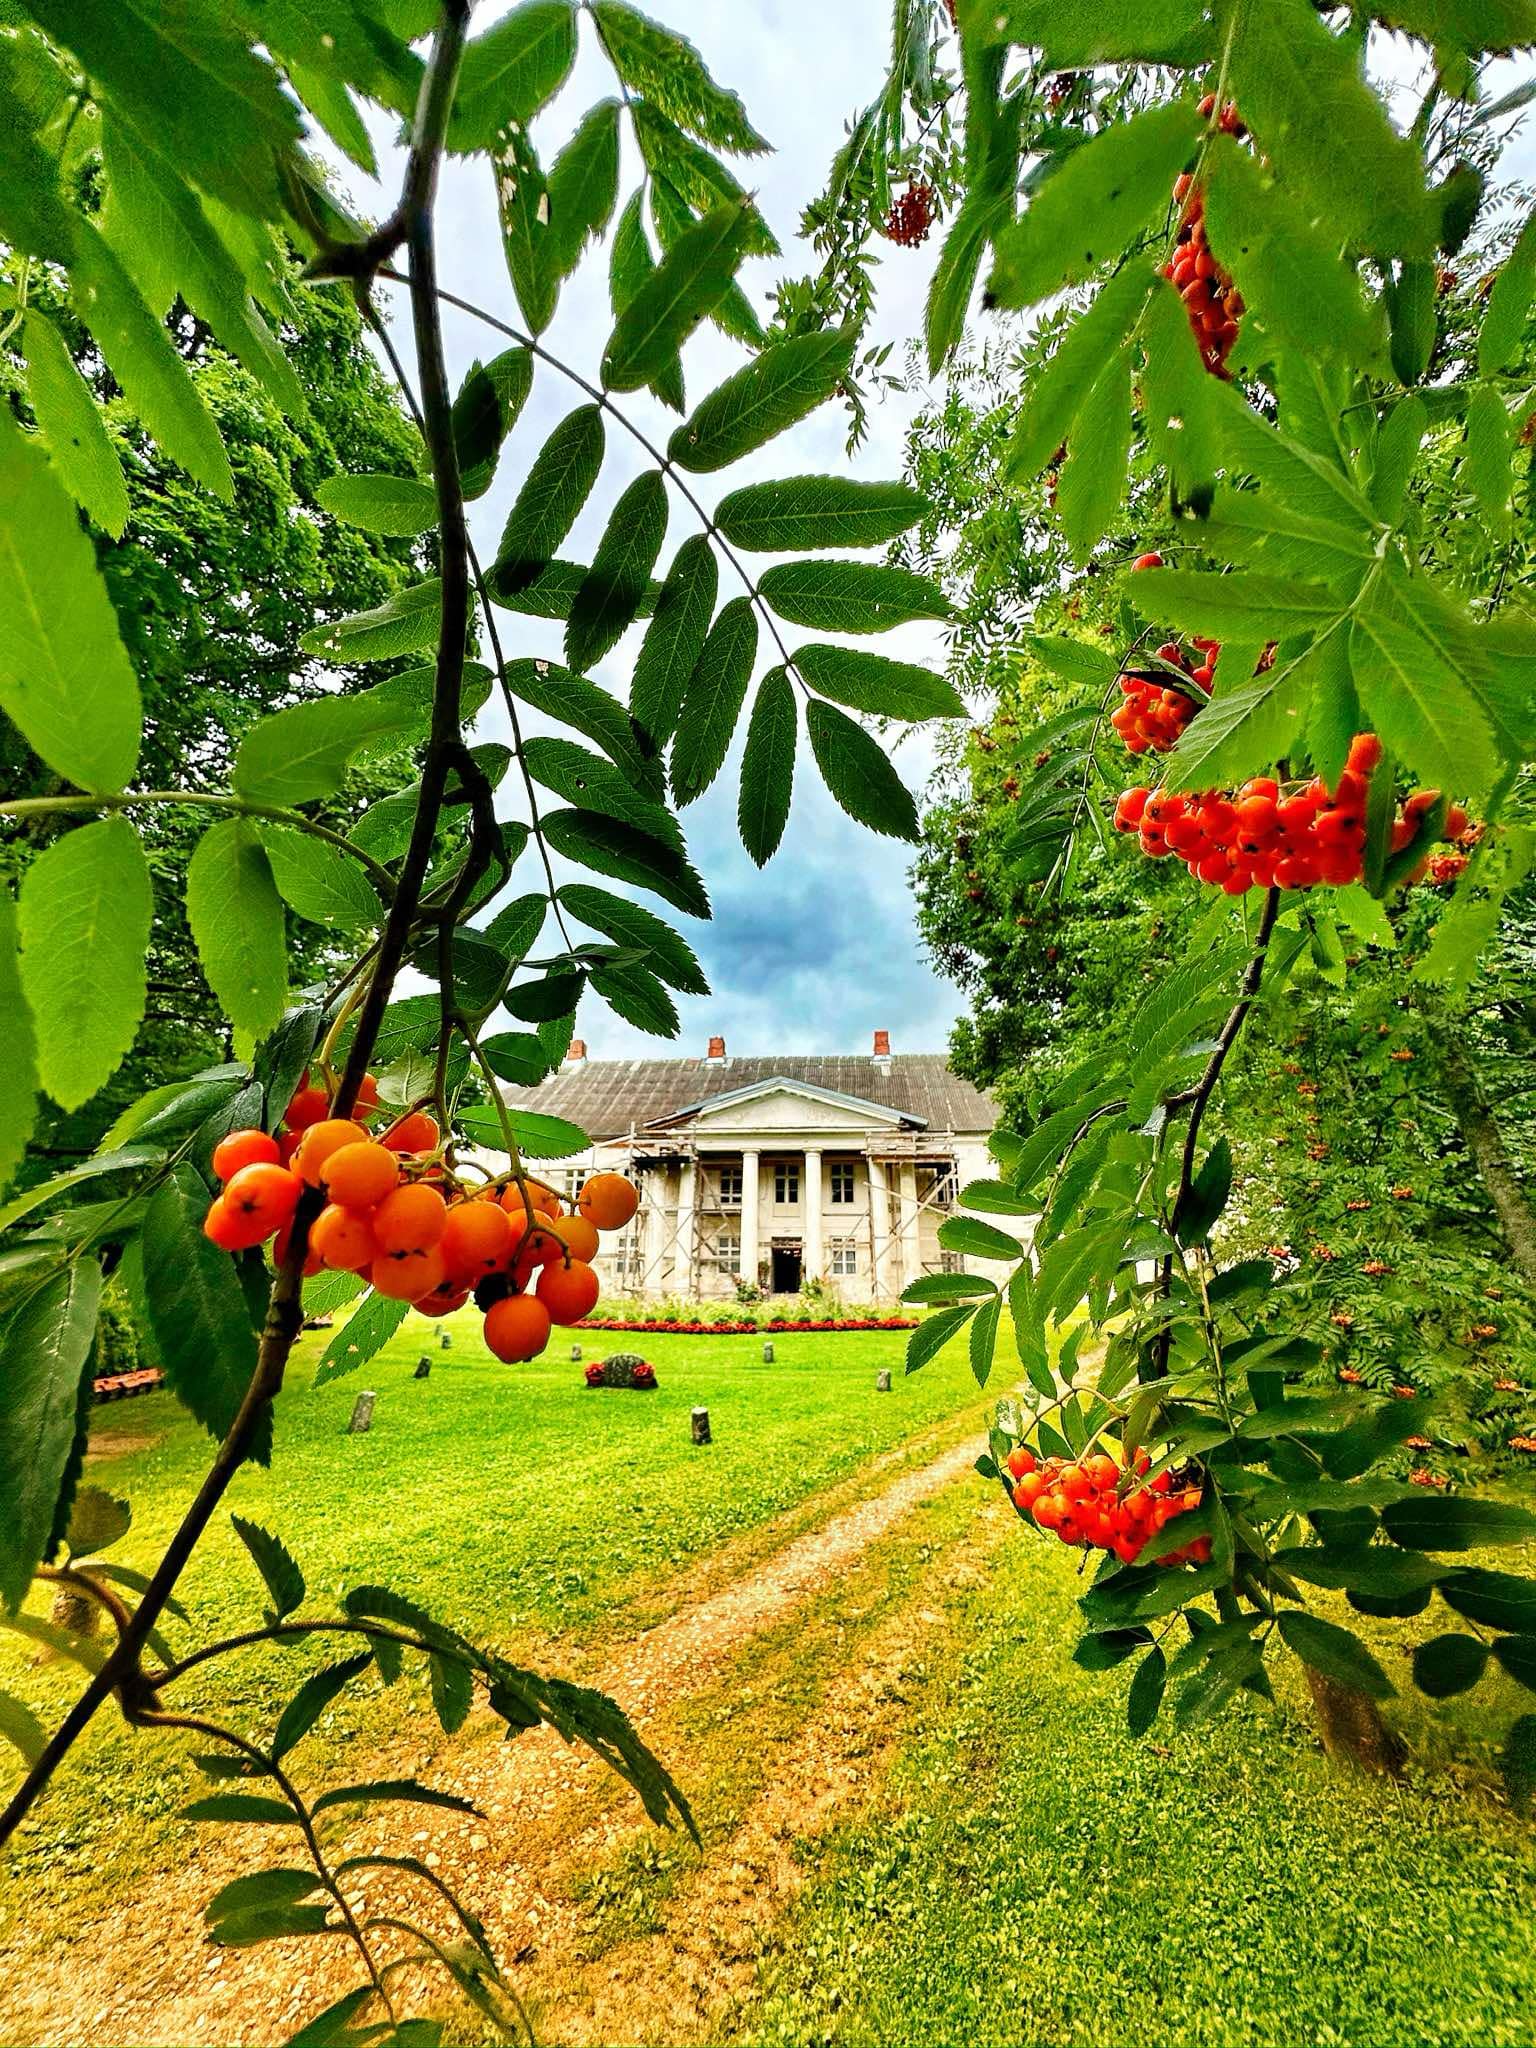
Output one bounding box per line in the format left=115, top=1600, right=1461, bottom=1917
left=567, top=1039, right=587, bottom=1061
left=706, top=1034, right=726, bottom=1063
left=873, top=1029, right=891, bottom=1056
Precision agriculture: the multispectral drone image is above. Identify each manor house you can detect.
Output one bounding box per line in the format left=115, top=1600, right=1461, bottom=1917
left=497, top=1032, right=1001, bottom=1301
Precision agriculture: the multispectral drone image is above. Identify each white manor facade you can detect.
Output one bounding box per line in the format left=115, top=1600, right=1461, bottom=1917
left=496, top=1032, right=1005, bottom=1302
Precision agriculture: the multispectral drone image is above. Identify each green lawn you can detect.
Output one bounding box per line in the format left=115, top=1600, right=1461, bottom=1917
left=0, top=1315, right=985, bottom=1929
left=747, top=1523, right=1536, bottom=2048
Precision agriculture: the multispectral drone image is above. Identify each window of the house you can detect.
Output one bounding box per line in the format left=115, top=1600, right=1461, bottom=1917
left=828, top=1237, right=858, bottom=1276
left=774, top=1163, right=800, bottom=1203
left=717, top=1165, right=743, bottom=1206
left=830, top=1161, right=856, bottom=1204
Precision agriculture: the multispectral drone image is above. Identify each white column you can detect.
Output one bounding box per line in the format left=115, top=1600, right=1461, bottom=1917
left=804, top=1147, right=824, bottom=1283
left=641, top=1169, right=667, bottom=1298
left=898, top=1161, right=920, bottom=1289
left=675, top=1160, right=696, bottom=1295
left=739, top=1148, right=760, bottom=1289
left=868, top=1157, right=891, bottom=1300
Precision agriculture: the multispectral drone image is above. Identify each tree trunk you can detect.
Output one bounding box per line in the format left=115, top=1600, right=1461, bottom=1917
left=1304, top=1668, right=1406, bottom=1777
left=1438, top=1038, right=1536, bottom=1291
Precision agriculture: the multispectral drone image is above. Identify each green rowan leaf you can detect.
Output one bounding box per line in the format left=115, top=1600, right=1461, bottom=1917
left=738, top=667, right=797, bottom=865
left=629, top=535, right=717, bottom=747
left=1464, top=384, right=1513, bottom=535
left=671, top=596, right=756, bottom=806
left=988, top=105, right=1200, bottom=310
left=28, top=0, right=300, bottom=220
left=632, top=100, right=779, bottom=255
left=1349, top=604, right=1498, bottom=798
left=1276, top=1610, right=1394, bottom=1697
left=714, top=476, right=927, bottom=552
left=142, top=1167, right=268, bottom=1459
left=1479, top=203, right=1536, bottom=374
left=453, top=347, right=534, bottom=502
left=0, top=1261, right=101, bottom=1612
left=805, top=700, right=919, bottom=841
left=315, top=472, right=438, bottom=537
left=314, top=1291, right=408, bottom=1387
left=235, top=692, right=419, bottom=805
left=272, top=1655, right=372, bottom=1762
left=502, top=660, right=658, bottom=790
left=1137, top=569, right=1347, bottom=640
left=1168, top=647, right=1313, bottom=787
left=187, top=818, right=287, bottom=1039
left=556, top=884, right=708, bottom=993
left=1004, top=263, right=1157, bottom=480
left=298, top=579, right=443, bottom=664
left=566, top=470, right=669, bottom=672
left=962, top=0, right=1212, bottom=63
left=590, top=3, right=769, bottom=153
left=450, top=0, right=577, bottom=151
left=609, top=190, right=684, bottom=409
left=493, top=406, right=605, bottom=594
left=603, top=200, right=751, bottom=394
left=70, top=220, right=233, bottom=501
left=1203, top=137, right=1380, bottom=364
left=260, top=827, right=381, bottom=929
left=0, top=34, right=75, bottom=263
left=495, top=127, right=557, bottom=334
left=1057, top=345, right=1133, bottom=564
left=20, top=311, right=129, bottom=537
left=0, top=408, right=141, bottom=791
left=541, top=809, right=710, bottom=918
left=793, top=643, right=963, bottom=720
left=590, top=958, right=679, bottom=1037
left=19, top=817, right=151, bottom=1112
left=758, top=562, right=950, bottom=635
left=525, top=736, right=681, bottom=844
left=0, top=894, right=38, bottom=1196
left=905, top=1303, right=977, bottom=1374
left=669, top=328, right=855, bottom=472
left=545, top=98, right=622, bottom=282
left=1381, top=1495, right=1536, bottom=1551
left=1226, top=0, right=1438, bottom=258
left=99, top=116, right=304, bottom=418
left=231, top=1515, right=306, bottom=1619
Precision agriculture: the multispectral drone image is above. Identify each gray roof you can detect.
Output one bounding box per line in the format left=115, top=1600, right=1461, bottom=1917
left=499, top=1053, right=997, bottom=1142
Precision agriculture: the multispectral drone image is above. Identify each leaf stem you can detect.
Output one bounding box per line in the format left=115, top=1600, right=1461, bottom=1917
left=0, top=791, right=396, bottom=900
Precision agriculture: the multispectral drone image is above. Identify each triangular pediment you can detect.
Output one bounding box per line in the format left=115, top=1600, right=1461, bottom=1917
left=645, top=1074, right=924, bottom=1133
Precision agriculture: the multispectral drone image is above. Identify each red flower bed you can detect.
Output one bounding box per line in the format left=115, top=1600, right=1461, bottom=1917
left=576, top=1316, right=917, bottom=1335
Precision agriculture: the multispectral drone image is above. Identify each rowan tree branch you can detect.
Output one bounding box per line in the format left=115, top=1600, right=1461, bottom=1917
left=0, top=0, right=474, bottom=1852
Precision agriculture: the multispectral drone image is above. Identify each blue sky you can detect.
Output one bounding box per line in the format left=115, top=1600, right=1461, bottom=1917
left=356, top=2, right=964, bottom=1065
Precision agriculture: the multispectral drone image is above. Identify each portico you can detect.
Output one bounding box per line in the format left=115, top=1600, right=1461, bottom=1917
left=494, top=1034, right=1003, bottom=1303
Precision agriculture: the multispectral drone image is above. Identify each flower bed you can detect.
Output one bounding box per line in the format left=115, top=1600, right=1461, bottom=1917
left=584, top=1353, right=657, bottom=1390
left=577, top=1316, right=917, bottom=1335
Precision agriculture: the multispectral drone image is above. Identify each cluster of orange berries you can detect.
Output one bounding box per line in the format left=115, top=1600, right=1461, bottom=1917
left=1114, top=733, right=1473, bottom=896
left=202, top=1074, right=640, bottom=1365
left=1110, top=627, right=1222, bottom=757
left=884, top=180, right=935, bottom=246
left=1004, top=1445, right=1211, bottom=1567
left=1166, top=97, right=1247, bottom=377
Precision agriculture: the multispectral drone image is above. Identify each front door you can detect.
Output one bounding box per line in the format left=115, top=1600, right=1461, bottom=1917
left=771, top=1244, right=802, bottom=1294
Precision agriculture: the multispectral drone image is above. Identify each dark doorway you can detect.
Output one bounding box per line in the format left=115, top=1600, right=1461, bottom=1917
left=771, top=1244, right=802, bottom=1294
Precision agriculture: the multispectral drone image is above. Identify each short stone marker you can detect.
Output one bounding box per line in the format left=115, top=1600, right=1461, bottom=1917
left=439, top=1330, right=452, bottom=1350
left=691, top=1406, right=712, bottom=1445
left=571, top=1343, right=582, bottom=1362
left=413, top=1358, right=431, bottom=1380
left=876, top=1369, right=892, bottom=1392
left=762, top=1340, right=774, bottom=1363
left=347, top=1390, right=376, bottom=1434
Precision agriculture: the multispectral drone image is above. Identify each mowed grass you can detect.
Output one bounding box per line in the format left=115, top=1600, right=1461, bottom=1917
left=0, top=1314, right=986, bottom=1938
left=747, top=1522, right=1536, bottom=2048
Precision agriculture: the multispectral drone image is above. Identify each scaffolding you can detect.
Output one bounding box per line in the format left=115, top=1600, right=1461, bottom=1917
left=601, top=1119, right=967, bottom=1302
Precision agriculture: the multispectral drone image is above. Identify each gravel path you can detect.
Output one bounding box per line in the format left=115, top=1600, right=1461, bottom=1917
left=0, top=1434, right=984, bottom=2047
